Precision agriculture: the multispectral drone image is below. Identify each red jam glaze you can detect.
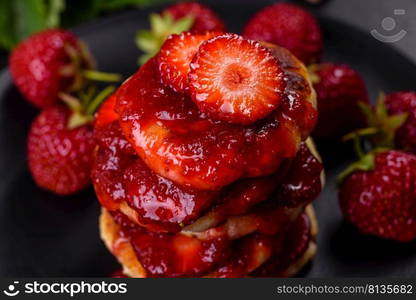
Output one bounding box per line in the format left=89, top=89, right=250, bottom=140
left=94, top=94, right=119, bottom=129
left=273, top=142, right=323, bottom=207
left=253, top=212, right=311, bottom=277
left=93, top=128, right=316, bottom=236
left=110, top=208, right=309, bottom=277
left=265, top=43, right=317, bottom=139
left=186, top=197, right=304, bottom=242
left=112, top=211, right=230, bottom=277
left=93, top=124, right=319, bottom=235
left=184, top=164, right=290, bottom=232
left=93, top=122, right=291, bottom=233
left=115, top=57, right=308, bottom=190
left=93, top=122, right=219, bottom=232
left=92, top=122, right=137, bottom=211
left=207, top=234, right=275, bottom=277
left=123, top=158, right=218, bottom=232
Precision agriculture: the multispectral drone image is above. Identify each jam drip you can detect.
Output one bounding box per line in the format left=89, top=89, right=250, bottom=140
left=93, top=122, right=219, bottom=232
left=110, top=209, right=313, bottom=278
left=93, top=121, right=323, bottom=234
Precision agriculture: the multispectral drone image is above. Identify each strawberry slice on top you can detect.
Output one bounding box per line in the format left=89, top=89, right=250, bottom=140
left=158, top=31, right=220, bottom=92
left=188, top=34, right=286, bottom=125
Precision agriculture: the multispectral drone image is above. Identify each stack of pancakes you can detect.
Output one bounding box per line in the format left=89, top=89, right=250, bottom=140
left=92, top=42, right=324, bottom=277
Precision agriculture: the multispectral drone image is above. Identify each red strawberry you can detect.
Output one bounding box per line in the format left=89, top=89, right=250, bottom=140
left=384, top=92, right=416, bottom=154
left=338, top=150, right=416, bottom=242
left=164, top=2, right=226, bottom=33
left=158, top=31, right=220, bottom=92
left=188, top=33, right=285, bottom=125
left=94, top=93, right=119, bottom=128
left=9, top=29, right=120, bottom=108
left=311, top=63, right=369, bottom=139
left=9, top=29, right=90, bottom=108
left=28, top=105, right=95, bottom=195
left=243, top=3, right=323, bottom=65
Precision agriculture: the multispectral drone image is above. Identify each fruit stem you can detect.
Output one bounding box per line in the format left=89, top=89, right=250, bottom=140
left=86, top=85, right=116, bottom=115
left=59, top=92, right=82, bottom=111
left=336, top=152, right=375, bottom=186
left=353, top=135, right=364, bottom=159
left=82, top=69, right=121, bottom=82
left=68, top=112, right=91, bottom=130
left=343, top=127, right=378, bottom=159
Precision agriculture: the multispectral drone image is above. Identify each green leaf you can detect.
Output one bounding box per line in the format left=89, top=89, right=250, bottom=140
left=384, top=113, right=408, bottom=131
left=357, top=101, right=375, bottom=126
left=136, top=30, right=159, bottom=53
left=0, top=0, right=17, bottom=49
left=136, top=13, right=194, bottom=65
left=354, top=92, right=409, bottom=150
left=46, top=0, right=65, bottom=28
left=13, top=0, right=48, bottom=42
left=170, top=15, right=194, bottom=34
left=375, top=92, right=388, bottom=121
left=0, top=0, right=66, bottom=50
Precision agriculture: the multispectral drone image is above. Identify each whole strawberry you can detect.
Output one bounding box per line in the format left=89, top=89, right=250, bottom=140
left=27, top=105, right=96, bottom=195
left=164, top=2, right=226, bottom=33
left=9, top=29, right=90, bottom=108
left=311, top=63, right=369, bottom=139
left=10, top=29, right=119, bottom=108
left=384, top=92, right=416, bottom=154
left=338, top=150, right=416, bottom=242
left=243, top=3, right=323, bottom=65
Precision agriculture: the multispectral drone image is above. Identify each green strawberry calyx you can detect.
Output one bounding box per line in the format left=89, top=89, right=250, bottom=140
left=60, top=41, right=121, bottom=92
left=135, top=12, right=194, bottom=65
left=355, top=92, right=408, bottom=148
left=59, top=85, right=115, bottom=129
left=337, top=92, right=407, bottom=185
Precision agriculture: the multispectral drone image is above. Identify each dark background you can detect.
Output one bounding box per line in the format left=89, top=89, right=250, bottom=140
left=1, top=0, right=416, bottom=277
left=1, top=0, right=416, bottom=68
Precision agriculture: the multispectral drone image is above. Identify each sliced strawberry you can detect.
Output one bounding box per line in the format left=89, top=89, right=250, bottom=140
left=172, top=235, right=204, bottom=273
left=129, top=230, right=229, bottom=277
left=158, top=31, right=220, bottom=92
left=189, top=34, right=285, bottom=125
left=94, top=93, right=118, bottom=128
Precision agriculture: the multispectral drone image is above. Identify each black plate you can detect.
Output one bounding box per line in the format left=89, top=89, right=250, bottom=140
left=1, top=0, right=416, bottom=277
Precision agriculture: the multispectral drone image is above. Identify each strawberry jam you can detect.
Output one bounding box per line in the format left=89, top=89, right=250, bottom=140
left=274, top=142, right=323, bottom=207
left=115, top=52, right=315, bottom=190
left=112, top=211, right=230, bottom=277
left=93, top=122, right=219, bottom=232
left=109, top=209, right=312, bottom=278
left=93, top=122, right=293, bottom=233
left=93, top=121, right=321, bottom=234
left=254, top=212, right=312, bottom=277
left=94, top=37, right=322, bottom=278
